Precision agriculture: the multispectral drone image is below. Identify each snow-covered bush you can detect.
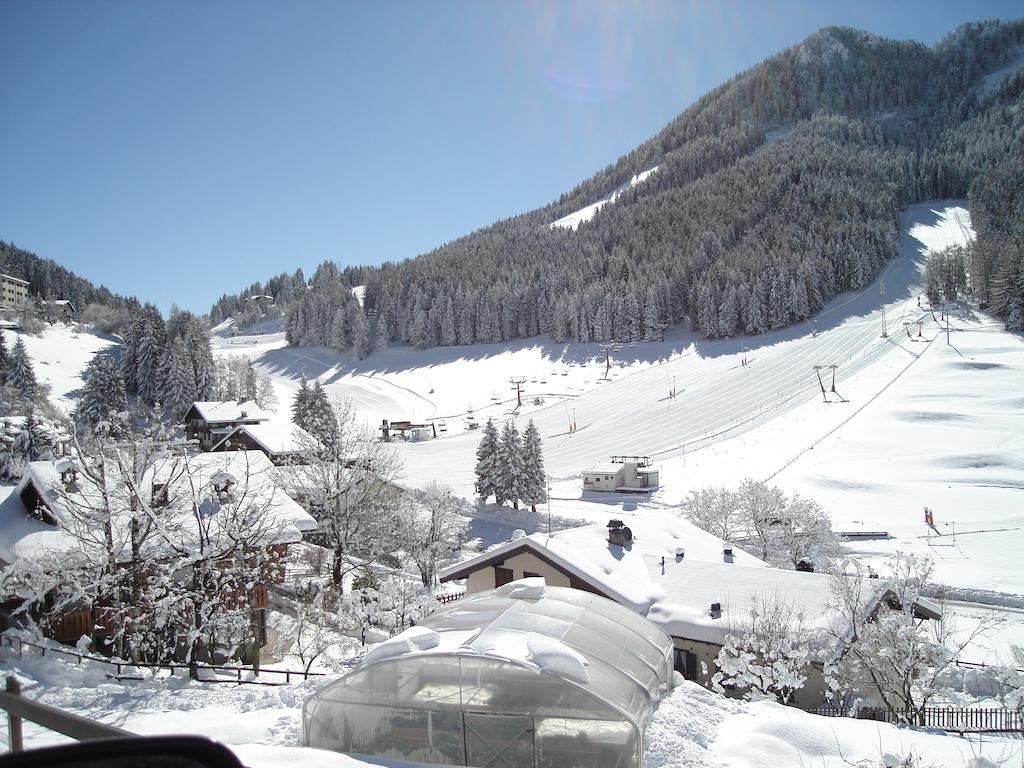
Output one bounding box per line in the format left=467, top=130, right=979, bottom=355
left=824, top=554, right=998, bottom=723
left=712, top=593, right=814, bottom=704
left=682, top=478, right=842, bottom=570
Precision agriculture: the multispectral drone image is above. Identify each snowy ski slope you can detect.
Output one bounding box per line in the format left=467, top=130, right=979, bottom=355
left=394, top=202, right=974, bottom=491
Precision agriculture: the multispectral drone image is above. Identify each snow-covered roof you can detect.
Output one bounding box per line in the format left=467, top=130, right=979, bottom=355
left=0, top=273, right=29, bottom=285
left=441, top=511, right=768, bottom=615
left=582, top=462, right=625, bottom=475
left=439, top=512, right=929, bottom=646
left=3, top=451, right=315, bottom=564
left=211, top=422, right=323, bottom=456
left=189, top=400, right=269, bottom=425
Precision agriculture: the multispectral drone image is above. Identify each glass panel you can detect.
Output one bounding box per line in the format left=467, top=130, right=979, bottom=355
left=465, top=713, right=535, bottom=768
left=561, top=625, right=659, bottom=695
left=459, top=657, right=610, bottom=718
left=307, top=703, right=464, bottom=765
left=536, top=717, right=638, bottom=768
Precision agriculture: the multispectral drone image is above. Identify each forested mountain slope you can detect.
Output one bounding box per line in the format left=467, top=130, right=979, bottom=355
left=222, top=21, right=1024, bottom=354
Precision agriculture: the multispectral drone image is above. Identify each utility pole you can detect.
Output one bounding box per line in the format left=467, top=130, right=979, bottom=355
left=880, top=276, right=888, bottom=335
left=813, top=365, right=827, bottom=401
left=509, top=377, right=526, bottom=408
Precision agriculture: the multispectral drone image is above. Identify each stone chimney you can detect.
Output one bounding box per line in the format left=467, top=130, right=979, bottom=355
left=607, top=519, right=633, bottom=547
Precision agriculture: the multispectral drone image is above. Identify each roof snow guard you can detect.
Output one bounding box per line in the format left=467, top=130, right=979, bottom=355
left=303, top=578, right=674, bottom=767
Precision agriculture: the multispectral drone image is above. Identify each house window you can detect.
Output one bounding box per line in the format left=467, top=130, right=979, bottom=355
left=674, top=648, right=698, bottom=680
left=494, top=566, right=514, bottom=587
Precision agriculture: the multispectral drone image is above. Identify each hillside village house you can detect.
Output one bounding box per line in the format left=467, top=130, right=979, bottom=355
left=0, top=273, right=29, bottom=312
left=39, top=299, right=76, bottom=323
left=0, top=451, right=316, bottom=648
left=439, top=512, right=941, bottom=707
left=185, top=400, right=269, bottom=450
left=582, top=456, right=659, bottom=493
left=211, top=422, right=323, bottom=465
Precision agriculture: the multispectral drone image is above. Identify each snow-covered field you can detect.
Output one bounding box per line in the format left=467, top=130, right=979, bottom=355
left=7, top=324, right=117, bottom=413
left=1, top=652, right=1018, bottom=767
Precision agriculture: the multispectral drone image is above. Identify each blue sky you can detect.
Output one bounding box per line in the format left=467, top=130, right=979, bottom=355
left=0, top=1, right=1019, bottom=315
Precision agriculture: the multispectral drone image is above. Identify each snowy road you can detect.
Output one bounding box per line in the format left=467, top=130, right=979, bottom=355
left=395, top=202, right=975, bottom=492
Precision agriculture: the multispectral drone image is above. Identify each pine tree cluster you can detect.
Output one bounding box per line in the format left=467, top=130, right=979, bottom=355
left=474, top=418, right=546, bottom=510
left=218, top=21, right=1024, bottom=348
left=284, top=271, right=370, bottom=359
left=120, top=306, right=215, bottom=418
left=208, top=356, right=278, bottom=412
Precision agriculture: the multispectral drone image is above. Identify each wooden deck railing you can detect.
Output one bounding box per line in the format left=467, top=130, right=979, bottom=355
left=0, top=675, right=132, bottom=751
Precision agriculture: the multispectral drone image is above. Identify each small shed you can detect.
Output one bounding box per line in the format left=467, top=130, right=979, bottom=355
left=303, top=578, right=674, bottom=767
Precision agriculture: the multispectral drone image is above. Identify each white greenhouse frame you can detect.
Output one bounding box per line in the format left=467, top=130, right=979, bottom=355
left=303, top=581, right=675, bottom=767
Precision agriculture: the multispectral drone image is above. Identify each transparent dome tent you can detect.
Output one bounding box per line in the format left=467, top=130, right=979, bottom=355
left=303, top=578, right=674, bottom=767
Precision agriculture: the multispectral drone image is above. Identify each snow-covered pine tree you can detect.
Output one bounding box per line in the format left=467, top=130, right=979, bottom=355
left=746, top=276, right=768, bottom=334
left=0, top=328, right=8, bottom=373
left=347, top=302, right=369, bottom=360
left=520, top=419, right=546, bottom=513
left=441, top=297, right=457, bottom=347
left=473, top=418, right=500, bottom=503
left=135, top=305, right=169, bottom=404
left=77, top=354, right=129, bottom=436
left=718, top=285, right=739, bottom=337
left=183, top=317, right=214, bottom=399
left=303, top=381, right=339, bottom=449
left=161, top=337, right=198, bottom=419
left=292, top=376, right=311, bottom=425
left=496, top=421, right=524, bottom=509
left=6, top=337, right=37, bottom=401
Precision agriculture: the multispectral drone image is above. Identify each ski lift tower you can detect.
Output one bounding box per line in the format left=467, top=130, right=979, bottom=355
left=880, top=280, right=888, bottom=338
left=600, top=343, right=620, bottom=381
left=509, top=377, right=526, bottom=409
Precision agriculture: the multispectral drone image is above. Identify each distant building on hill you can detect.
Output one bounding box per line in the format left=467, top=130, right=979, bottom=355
left=0, top=273, right=29, bottom=312
left=184, top=400, right=270, bottom=451
left=39, top=299, right=76, bottom=323
left=211, top=422, right=323, bottom=465
left=581, top=456, right=659, bottom=493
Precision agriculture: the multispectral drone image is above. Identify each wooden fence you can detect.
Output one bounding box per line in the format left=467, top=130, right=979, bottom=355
left=809, top=704, right=1022, bottom=733
left=1, top=675, right=131, bottom=751
left=1, top=634, right=327, bottom=686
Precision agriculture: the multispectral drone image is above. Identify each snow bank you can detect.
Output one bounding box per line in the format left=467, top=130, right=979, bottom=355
left=360, top=625, right=440, bottom=666
left=526, top=635, right=589, bottom=684
left=494, top=576, right=546, bottom=600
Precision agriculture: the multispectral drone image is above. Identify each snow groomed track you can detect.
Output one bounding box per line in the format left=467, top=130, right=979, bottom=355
left=394, top=202, right=975, bottom=491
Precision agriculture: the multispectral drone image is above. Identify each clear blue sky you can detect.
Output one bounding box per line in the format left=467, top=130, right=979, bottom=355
left=0, top=1, right=1018, bottom=315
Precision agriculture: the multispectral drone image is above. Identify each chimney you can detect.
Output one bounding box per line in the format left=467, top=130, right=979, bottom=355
left=607, top=519, right=633, bottom=547
left=710, top=602, right=722, bottom=617
left=722, top=542, right=733, bottom=557
left=675, top=547, right=685, bottom=560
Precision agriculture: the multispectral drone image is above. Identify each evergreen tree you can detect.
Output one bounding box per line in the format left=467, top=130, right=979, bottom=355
left=15, top=409, right=52, bottom=463
left=161, top=337, right=198, bottom=419
left=77, top=354, right=129, bottom=436
left=718, top=285, right=739, bottom=337
left=496, top=421, right=524, bottom=509
left=473, top=418, right=500, bottom=503
left=349, top=307, right=370, bottom=360
left=6, top=337, right=36, bottom=401
left=292, top=376, right=312, bottom=425
left=0, top=328, right=8, bottom=374
left=302, top=381, right=339, bottom=449
left=183, top=317, right=214, bottom=399
left=520, top=419, right=546, bottom=513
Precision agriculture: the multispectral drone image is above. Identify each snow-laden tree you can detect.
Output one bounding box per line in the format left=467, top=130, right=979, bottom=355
left=824, top=554, right=997, bottom=723
left=474, top=418, right=500, bottom=502
left=520, top=419, right=546, bottom=512
left=712, top=593, right=814, bottom=704
left=284, top=397, right=404, bottom=586
left=0, top=328, right=8, bottom=372
left=681, top=478, right=842, bottom=571
left=5, top=337, right=36, bottom=402
left=294, top=381, right=338, bottom=450
left=160, top=337, right=198, bottom=420
left=496, top=421, right=524, bottom=509
left=76, top=354, right=129, bottom=438
left=398, top=483, right=467, bottom=587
